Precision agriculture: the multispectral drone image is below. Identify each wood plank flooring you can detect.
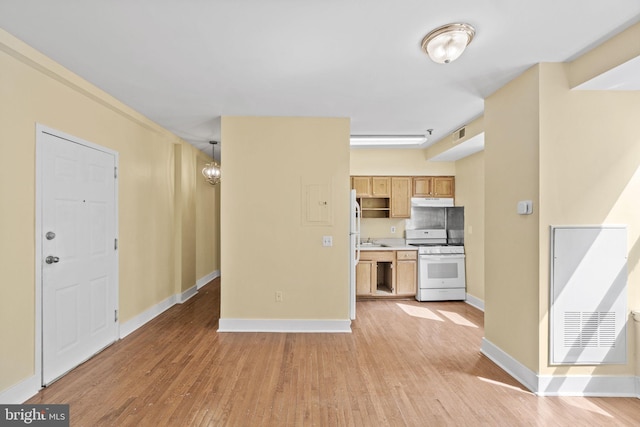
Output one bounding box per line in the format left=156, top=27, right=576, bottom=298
left=27, top=278, right=640, bottom=426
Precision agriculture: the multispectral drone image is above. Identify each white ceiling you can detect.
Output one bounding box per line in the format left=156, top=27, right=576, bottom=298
left=1, top=1, right=639, bottom=154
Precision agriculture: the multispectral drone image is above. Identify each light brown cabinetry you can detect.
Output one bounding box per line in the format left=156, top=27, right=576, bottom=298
left=395, top=251, right=417, bottom=296
left=412, top=176, right=455, bottom=198
left=351, top=176, right=390, bottom=197
left=355, top=260, right=374, bottom=296
left=371, top=177, right=391, bottom=197
left=352, top=176, right=372, bottom=197
left=356, top=251, right=395, bottom=296
left=390, top=177, right=411, bottom=218
left=356, top=249, right=417, bottom=298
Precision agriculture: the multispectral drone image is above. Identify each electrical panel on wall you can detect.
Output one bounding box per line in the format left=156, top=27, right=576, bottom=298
left=550, top=226, right=627, bottom=365
left=301, top=179, right=332, bottom=226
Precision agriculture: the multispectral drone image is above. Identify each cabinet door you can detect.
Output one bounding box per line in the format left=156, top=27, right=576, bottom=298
left=433, top=177, right=454, bottom=198
left=356, top=260, right=375, bottom=296
left=396, top=260, right=417, bottom=296
left=352, top=176, right=372, bottom=197
left=413, top=177, right=432, bottom=197
left=391, top=177, right=411, bottom=218
left=371, top=177, right=391, bottom=197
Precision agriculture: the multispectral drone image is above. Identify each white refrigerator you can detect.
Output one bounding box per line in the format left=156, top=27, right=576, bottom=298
left=349, top=189, right=361, bottom=320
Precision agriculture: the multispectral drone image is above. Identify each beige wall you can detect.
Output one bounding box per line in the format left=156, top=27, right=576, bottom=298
left=566, top=21, right=640, bottom=89
left=484, top=65, right=541, bottom=372
left=485, top=57, right=640, bottom=379
left=537, top=62, right=640, bottom=376
left=425, top=115, right=484, bottom=160
left=454, top=151, right=485, bottom=302
left=0, top=30, right=219, bottom=394
left=350, top=148, right=455, bottom=176
left=196, top=156, right=221, bottom=280
left=220, top=116, right=350, bottom=320
left=351, top=148, right=455, bottom=239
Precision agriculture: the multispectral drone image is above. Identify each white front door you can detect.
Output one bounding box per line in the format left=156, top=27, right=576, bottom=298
left=41, top=130, right=118, bottom=385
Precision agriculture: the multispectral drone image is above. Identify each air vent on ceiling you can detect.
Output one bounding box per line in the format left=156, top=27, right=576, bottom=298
left=453, top=126, right=466, bottom=142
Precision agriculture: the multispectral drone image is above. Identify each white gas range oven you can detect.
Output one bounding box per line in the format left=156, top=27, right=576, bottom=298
left=405, top=229, right=466, bottom=301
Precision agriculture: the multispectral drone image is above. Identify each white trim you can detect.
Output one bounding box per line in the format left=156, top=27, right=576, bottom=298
left=537, top=375, right=636, bottom=397
left=481, top=338, right=539, bottom=393
left=119, top=294, right=177, bottom=339
left=196, top=270, right=220, bottom=289
left=0, top=375, right=40, bottom=404
left=178, top=285, right=198, bottom=303
left=122, top=269, right=219, bottom=334
left=35, top=124, right=120, bottom=388
left=465, top=293, right=484, bottom=311
left=481, top=338, right=640, bottom=397
left=218, top=319, right=352, bottom=333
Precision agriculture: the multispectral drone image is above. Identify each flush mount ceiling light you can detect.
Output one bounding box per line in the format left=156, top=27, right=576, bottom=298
left=421, top=23, right=475, bottom=64
left=349, top=135, right=428, bottom=147
left=202, top=140, right=221, bottom=185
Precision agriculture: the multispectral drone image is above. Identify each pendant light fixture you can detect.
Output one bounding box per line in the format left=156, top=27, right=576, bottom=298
left=202, top=140, right=221, bottom=185
left=421, top=23, right=475, bottom=64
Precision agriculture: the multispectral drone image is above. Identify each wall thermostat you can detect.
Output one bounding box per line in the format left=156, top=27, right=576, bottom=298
left=517, top=200, right=533, bottom=215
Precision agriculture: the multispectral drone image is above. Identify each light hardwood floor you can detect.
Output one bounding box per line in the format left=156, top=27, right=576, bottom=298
left=28, top=278, right=640, bottom=426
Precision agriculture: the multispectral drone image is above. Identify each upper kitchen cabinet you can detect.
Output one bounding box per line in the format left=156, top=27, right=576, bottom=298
left=352, top=176, right=390, bottom=197
left=412, top=176, right=455, bottom=198
left=390, top=177, right=411, bottom=218
left=352, top=176, right=372, bottom=197
left=371, top=177, right=391, bottom=197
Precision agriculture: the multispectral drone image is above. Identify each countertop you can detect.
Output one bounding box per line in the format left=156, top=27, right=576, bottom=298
left=357, top=238, right=415, bottom=251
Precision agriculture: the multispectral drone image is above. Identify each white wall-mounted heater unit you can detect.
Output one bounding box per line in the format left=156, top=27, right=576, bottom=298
left=550, top=226, right=627, bottom=365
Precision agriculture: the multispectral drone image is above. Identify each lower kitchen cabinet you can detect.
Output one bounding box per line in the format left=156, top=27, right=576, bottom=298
left=356, top=260, right=374, bottom=296
left=395, top=251, right=417, bottom=296
left=356, top=251, right=394, bottom=296
left=356, top=250, right=417, bottom=297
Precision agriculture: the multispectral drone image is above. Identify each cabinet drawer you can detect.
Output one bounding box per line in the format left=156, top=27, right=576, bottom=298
left=359, top=251, right=394, bottom=262
left=396, top=250, right=417, bottom=260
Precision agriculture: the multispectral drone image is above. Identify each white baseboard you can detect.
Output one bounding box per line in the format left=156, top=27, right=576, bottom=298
left=197, top=270, right=220, bottom=289
left=481, top=338, right=640, bottom=397
left=0, top=375, right=40, bottom=404
left=119, top=294, right=177, bottom=339
left=178, top=285, right=197, bottom=303
left=120, top=271, right=220, bottom=338
left=538, top=375, right=636, bottom=397
left=218, top=318, right=352, bottom=333
left=465, top=293, right=484, bottom=311
left=481, top=338, right=538, bottom=393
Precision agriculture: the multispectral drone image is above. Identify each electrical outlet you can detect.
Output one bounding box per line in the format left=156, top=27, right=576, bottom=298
left=322, top=236, right=333, bottom=247
left=391, top=226, right=396, bottom=234
left=275, top=291, right=283, bottom=302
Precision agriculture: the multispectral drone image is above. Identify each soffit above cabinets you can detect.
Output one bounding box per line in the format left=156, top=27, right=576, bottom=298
left=429, top=133, right=484, bottom=162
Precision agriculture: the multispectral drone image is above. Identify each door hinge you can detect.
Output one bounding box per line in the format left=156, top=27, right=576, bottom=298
left=114, top=166, right=118, bottom=179
left=114, top=238, right=118, bottom=250
left=114, top=309, right=118, bottom=322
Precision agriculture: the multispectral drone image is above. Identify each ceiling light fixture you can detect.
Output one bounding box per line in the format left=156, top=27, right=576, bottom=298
left=421, top=23, right=475, bottom=64
left=349, top=135, right=427, bottom=147
left=202, top=141, right=221, bottom=185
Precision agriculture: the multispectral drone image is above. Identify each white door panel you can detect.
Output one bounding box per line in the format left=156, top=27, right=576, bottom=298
left=41, top=131, right=117, bottom=385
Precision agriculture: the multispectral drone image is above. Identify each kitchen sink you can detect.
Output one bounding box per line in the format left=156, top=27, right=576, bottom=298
left=359, top=242, right=388, bottom=248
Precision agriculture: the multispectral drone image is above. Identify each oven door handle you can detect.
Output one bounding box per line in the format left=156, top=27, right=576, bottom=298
left=420, top=255, right=465, bottom=260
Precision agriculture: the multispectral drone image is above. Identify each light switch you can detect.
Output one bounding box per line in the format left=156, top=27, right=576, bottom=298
left=322, top=236, right=333, bottom=247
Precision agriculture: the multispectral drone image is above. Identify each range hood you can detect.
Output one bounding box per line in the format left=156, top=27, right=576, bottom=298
left=411, top=197, right=454, bottom=207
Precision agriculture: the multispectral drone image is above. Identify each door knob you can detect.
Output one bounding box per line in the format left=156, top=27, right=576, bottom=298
left=45, top=256, right=60, bottom=264
left=46, top=231, right=56, bottom=240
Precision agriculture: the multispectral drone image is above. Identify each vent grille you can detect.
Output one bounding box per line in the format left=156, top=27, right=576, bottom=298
left=564, top=311, right=616, bottom=348
left=453, top=127, right=466, bottom=141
